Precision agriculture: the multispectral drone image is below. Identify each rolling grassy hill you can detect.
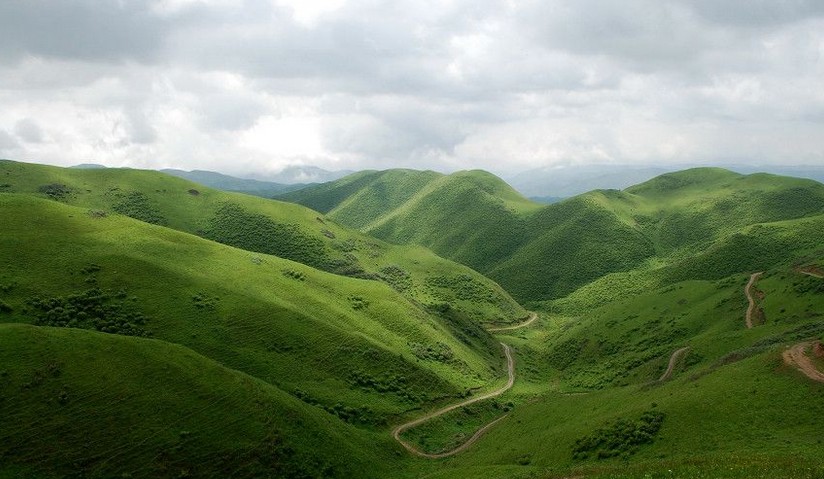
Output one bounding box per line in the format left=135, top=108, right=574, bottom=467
left=162, top=168, right=309, bottom=198
left=279, top=167, right=824, bottom=304
left=0, top=323, right=386, bottom=479
left=0, top=189, right=528, bottom=478
left=3, top=159, right=824, bottom=479
left=403, top=253, right=824, bottom=479
left=0, top=160, right=525, bottom=325
left=278, top=169, right=542, bottom=273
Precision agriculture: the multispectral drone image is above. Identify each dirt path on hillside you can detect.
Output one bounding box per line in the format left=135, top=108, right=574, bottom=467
left=392, top=342, right=515, bottom=458
left=782, top=342, right=824, bottom=383
left=487, top=312, right=539, bottom=332
left=658, top=347, right=690, bottom=382
left=745, top=272, right=764, bottom=329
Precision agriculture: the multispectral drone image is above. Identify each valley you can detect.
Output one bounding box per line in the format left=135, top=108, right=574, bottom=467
left=1, top=160, right=823, bottom=478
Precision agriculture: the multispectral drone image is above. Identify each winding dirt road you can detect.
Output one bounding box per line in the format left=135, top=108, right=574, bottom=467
left=392, top=342, right=516, bottom=458
left=658, top=347, right=690, bottom=382
left=782, top=342, right=824, bottom=383
left=487, top=312, right=539, bottom=332
left=745, top=272, right=764, bottom=329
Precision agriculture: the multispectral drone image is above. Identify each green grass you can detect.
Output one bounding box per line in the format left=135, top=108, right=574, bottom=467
left=277, top=167, right=824, bottom=304
left=0, top=160, right=525, bottom=324
left=4, top=160, right=824, bottom=478
left=0, top=192, right=533, bottom=478
left=0, top=323, right=388, bottom=479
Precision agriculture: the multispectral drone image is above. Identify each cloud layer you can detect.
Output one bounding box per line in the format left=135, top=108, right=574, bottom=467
left=1, top=0, right=822, bottom=175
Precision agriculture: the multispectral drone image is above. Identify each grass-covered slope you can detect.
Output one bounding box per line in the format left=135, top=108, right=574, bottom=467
left=0, top=193, right=512, bottom=413
left=405, top=253, right=824, bottom=479
left=0, top=323, right=385, bottom=479
left=280, top=167, right=824, bottom=304
left=0, top=160, right=525, bottom=324
left=279, top=169, right=541, bottom=273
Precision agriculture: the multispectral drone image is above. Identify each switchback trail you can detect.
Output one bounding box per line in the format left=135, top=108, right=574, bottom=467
left=782, top=342, right=824, bottom=383
left=392, top=342, right=516, bottom=459
left=487, top=312, right=539, bottom=332
left=745, top=272, right=764, bottom=329
left=659, top=347, right=690, bottom=382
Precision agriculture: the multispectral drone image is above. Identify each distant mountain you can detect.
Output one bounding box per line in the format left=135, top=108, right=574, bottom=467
left=70, top=163, right=108, bottom=169
left=505, top=165, right=674, bottom=198
left=161, top=169, right=308, bottom=198
left=265, top=165, right=353, bottom=184
left=507, top=163, right=824, bottom=199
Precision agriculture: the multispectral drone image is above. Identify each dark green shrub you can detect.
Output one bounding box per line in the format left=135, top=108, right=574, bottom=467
left=38, top=183, right=72, bottom=200
left=572, top=410, right=666, bottom=460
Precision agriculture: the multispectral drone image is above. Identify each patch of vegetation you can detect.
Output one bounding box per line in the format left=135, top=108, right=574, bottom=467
left=348, top=295, right=370, bottom=310
left=202, top=202, right=330, bottom=269
left=378, top=265, right=411, bottom=292
left=191, top=291, right=220, bottom=310
left=409, top=341, right=455, bottom=363
left=347, top=370, right=422, bottom=402
left=282, top=269, right=305, bottom=281
left=25, top=288, right=151, bottom=337
left=293, top=389, right=386, bottom=426
left=572, top=410, right=666, bottom=460
left=111, top=190, right=167, bottom=225
left=0, top=299, right=12, bottom=313
left=38, top=183, right=73, bottom=200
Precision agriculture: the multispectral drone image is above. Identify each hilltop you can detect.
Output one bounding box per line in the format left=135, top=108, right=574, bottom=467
left=280, top=167, right=824, bottom=303
left=0, top=160, right=525, bottom=325
left=2, top=160, right=824, bottom=479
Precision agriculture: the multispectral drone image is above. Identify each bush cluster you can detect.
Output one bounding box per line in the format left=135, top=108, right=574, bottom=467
left=408, top=341, right=454, bottom=363
left=110, top=190, right=167, bottom=225
left=348, top=370, right=422, bottom=402
left=26, top=288, right=151, bottom=337
left=293, top=389, right=386, bottom=426
left=282, top=269, right=305, bottom=281
left=38, top=183, right=73, bottom=200
left=378, top=265, right=411, bottom=292
left=202, top=203, right=330, bottom=269
left=572, top=410, right=666, bottom=460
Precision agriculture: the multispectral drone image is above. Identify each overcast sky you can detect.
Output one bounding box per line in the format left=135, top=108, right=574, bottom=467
left=1, top=0, right=823, bottom=177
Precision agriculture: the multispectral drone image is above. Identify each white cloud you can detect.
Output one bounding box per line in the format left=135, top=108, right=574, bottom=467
left=0, top=0, right=822, bottom=174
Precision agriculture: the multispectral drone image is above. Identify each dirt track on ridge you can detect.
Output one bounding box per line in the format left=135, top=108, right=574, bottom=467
left=658, top=347, right=690, bottom=382
left=392, top=342, right=516, bottom=458
left=745, top=272, right=764, bottom=329
left=782, top=342, right=824, bottom=383
left=487, top=312, right=539, bottom=332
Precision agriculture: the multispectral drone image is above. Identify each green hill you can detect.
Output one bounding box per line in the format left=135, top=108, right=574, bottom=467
left=278, top=169, right=542, bottom=273
left=404, top=251, right=824, bottom=479
left=0, top=323, right=384, bottom=479
left=0, top=190, right=526, bottom=477
left=280, top=167, right=824, bottom=304
left=4, top=161, right=824, bottom=479
left=0, top=160, right=525, bottom=325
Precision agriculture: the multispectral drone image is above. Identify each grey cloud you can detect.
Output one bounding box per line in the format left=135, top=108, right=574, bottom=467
left=0, top=0, right=170, bottom=64
left=14, top=118, right=43, bottom=143
left=0, top=129, right=20, bottom=152
left=0, top=0, right=822, bottom=172
left=682, top=0, right=824, bottom=27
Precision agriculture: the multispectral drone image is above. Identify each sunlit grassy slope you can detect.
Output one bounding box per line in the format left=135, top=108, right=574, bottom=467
left=403, top=255, right=824, bottom=479
left=279, top=167, right=824, bottom=304
left=0, top=323, right=387, bottom=479
left=4, top=161, right=824, bottom=479
left=0, top=160, right=525, bottom=324
left=0, top=192, right=526, bottom=477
